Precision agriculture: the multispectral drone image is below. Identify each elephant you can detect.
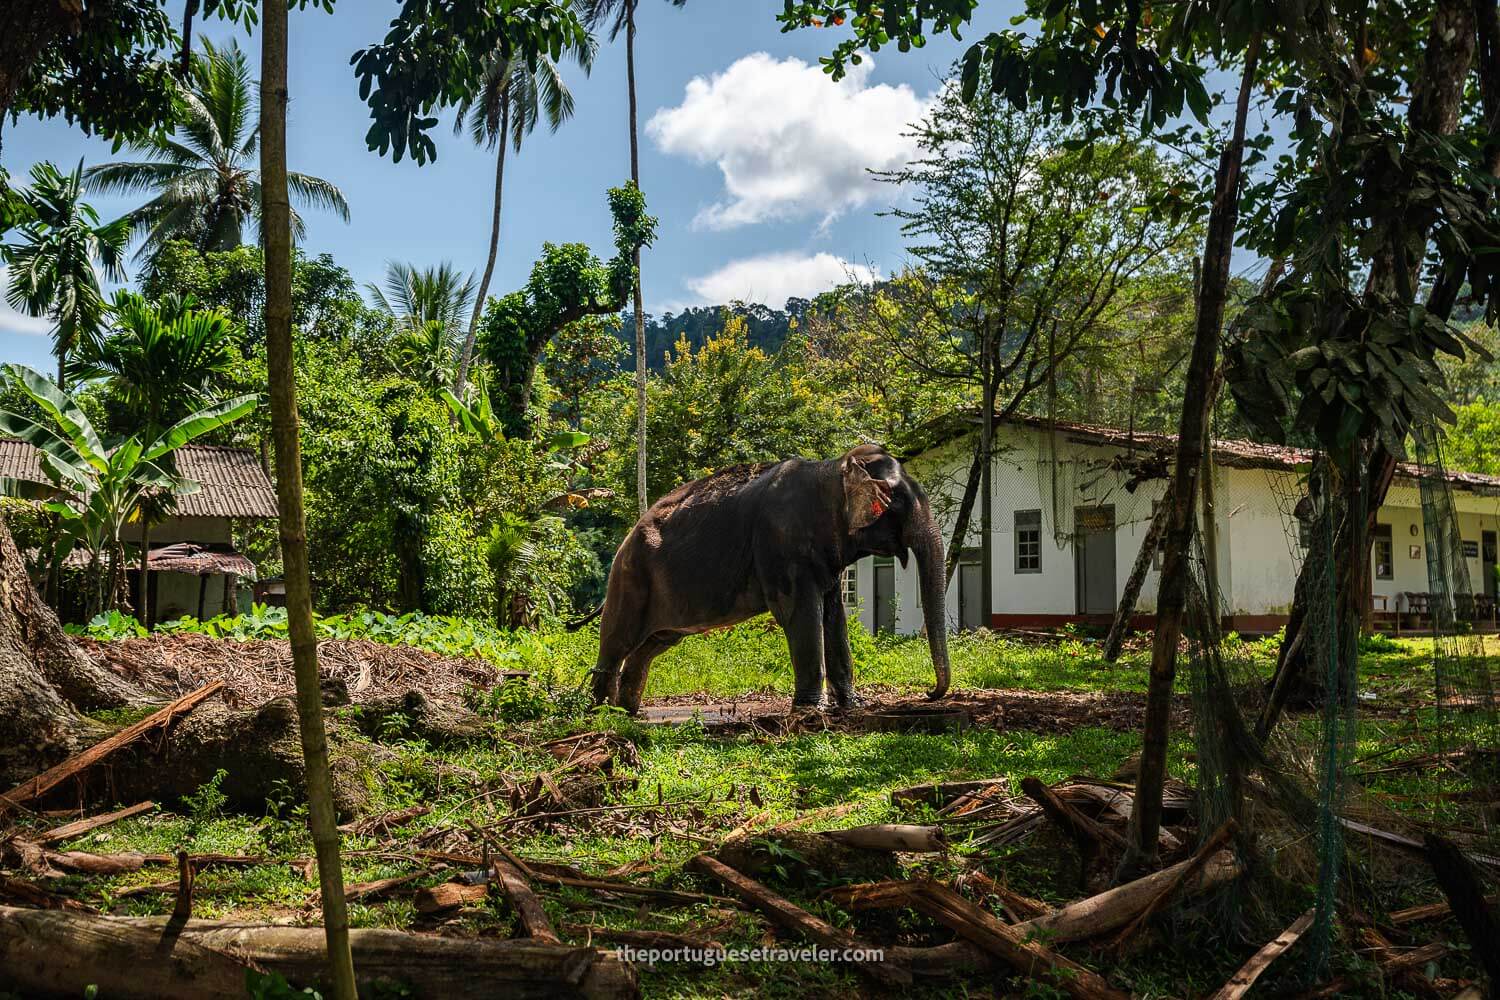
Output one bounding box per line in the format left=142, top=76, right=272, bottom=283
left=588, top=443, right=951, bottom=714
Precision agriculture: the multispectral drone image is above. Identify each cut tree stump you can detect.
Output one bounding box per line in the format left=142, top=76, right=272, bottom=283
left=0, top=681, right=223, bottom=813
left=687, top=853, right=911, bottom=986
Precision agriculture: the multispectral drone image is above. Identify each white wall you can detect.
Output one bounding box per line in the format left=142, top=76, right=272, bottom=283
left=852, top=423, right=1500, bottom=635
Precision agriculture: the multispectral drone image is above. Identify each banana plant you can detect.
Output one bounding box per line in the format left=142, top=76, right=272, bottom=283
left=0, top=364, right=257, bottom=616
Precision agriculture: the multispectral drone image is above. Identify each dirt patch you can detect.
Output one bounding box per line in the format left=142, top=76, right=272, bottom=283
left=76, top=633, right=521, bottom=709
left=640, top=686, right=1190, bottom=736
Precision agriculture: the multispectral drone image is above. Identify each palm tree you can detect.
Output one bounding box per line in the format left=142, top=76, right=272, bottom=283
left=579, top=0, right=686, bottom=515
left=2, top=161, right=128, bottom=388
left=367, top=261, right=476, bottom=386
left=83, top=40, right=349, bottom=259
left=450, top=26, right=597, bottom=397
left=69, top=290, right=238, bottom=431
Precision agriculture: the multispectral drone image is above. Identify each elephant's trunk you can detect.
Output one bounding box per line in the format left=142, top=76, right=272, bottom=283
left=910, top=502, right=951, bottom=700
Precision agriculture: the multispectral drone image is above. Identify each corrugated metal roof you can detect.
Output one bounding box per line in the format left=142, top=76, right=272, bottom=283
left=0, top=440, right=278, bottom=518
left=955, top=413, right=1500, bottom=496
left=56, top=542, right=258, bottom=578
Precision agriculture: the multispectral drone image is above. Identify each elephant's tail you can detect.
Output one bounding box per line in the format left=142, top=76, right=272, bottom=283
left=566, top=603, right=604, bottom=632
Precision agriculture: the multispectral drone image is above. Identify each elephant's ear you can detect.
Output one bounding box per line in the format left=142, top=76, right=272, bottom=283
left=841, top=452, right=892, bottom=533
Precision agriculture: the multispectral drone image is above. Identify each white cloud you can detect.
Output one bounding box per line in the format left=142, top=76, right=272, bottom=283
left=686, top=251, right=877, bottom=309
left=0, top=268, right=51, bottom=337
left=647, top=53, right=933, bottom=230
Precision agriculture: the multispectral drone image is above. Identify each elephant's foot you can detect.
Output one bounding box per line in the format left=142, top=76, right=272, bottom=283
left=829, top=689, right=865, bottom=711
left=790, top=698, right=828, bottom=714
left=588, top=667, right=619, bottom=706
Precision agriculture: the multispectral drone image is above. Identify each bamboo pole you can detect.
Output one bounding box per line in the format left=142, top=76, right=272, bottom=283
left=259, top=3, right=356, bottom=996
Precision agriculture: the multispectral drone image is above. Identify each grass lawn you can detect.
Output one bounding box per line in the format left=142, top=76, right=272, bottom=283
left=12, top=623, right=1493, bottom=999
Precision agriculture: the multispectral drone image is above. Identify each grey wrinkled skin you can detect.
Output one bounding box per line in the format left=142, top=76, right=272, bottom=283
left=589, top=444, right=951, bottom=714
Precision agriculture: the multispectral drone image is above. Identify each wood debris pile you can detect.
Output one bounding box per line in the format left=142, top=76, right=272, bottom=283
left=77, top=632, right=525, bottom=707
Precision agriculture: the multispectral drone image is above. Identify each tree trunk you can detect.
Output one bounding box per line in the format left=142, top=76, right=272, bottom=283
left=138, top=520, right=150, bottom=626
left=258, top=4, right=358, bottom=997
left=0, top=516, right=144, bottom=786
left=979, top=328, right=995, bottom=630
left=1270, top=0, right=1481, bottom=716
left=627, top=0, right=648, bottom=517
left=1102, top=498, right=1171, bottom=663
left=1126, top=35, right=1261, bottom=875
left=944, top=437, right=985, bottom=584
left=454, top=97, right=510, bottom=398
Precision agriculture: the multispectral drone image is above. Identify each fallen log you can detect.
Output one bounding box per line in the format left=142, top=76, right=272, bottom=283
left=1014, top=851, right=1240, bottom=944
left=886, top=939, right=995, bottom=975
left=109, top=914, right=640, bottom=998
left=687, top=853, right=911, bottom=986
left=955, top=868, right=1051, bottom=920
left=44, top=850, right=263, bottom=875
left=1207, top=908, right=1314, bottom=1000
left=0, top=876, right=97, bottom=912
left=0, top=905, right=252, bottom=999
left=903, top=883, right=1128, bottom=1000
left=414, top=872, right=730, bottom=915
left=1108, top=818, right=1237, bottom=949
left=1020, top=776, right=1130, bottom=853
left=891, top=779, right=1010, bottom=811
left=0, top=682, right=223, bottom=813
left=1298, top=941, right=1450, bottom=999
left=823, top=824, right=948, bottom=853
left=415, top=880, right=487, bottom=913
left=337, top=804, right=430, bottom=836
left=493, top=854, right=562, bottom=944
left=563, top=923, right=724, bottom=951
left=339, top=871, right=427, bottom=904
left=1389, top=894, right=1500, bottom=925
left=37, top=800, right=156, bottom=845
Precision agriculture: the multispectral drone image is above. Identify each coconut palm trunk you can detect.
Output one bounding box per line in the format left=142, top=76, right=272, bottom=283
left=258, top=3, right=357, bottom=995
left=626, top=1, right=648, bottom=516
left=455, top=100, right=510, bottom=397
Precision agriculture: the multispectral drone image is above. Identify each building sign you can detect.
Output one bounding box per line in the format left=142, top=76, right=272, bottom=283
left=1464, top=540, right=1481, bottom=559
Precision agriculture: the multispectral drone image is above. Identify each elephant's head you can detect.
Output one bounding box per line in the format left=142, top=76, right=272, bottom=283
left=840, top=444, right=951, bottom=701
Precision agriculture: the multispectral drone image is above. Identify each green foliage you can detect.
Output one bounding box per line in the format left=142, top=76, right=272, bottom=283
left=69, top=290, right=238, bottom=433
left=583, top=315, right=851, bottom=507
left=2, top=161, right=129, bottom=377
left=479, top=184, right=657, bottom=436
left=7, top=1, right=179, bottom=148
left=0, top=364, right=255, bottom=615
left=141, top=240, right=374, bottom=348
left=182, top=768, right=230, bottom=819
left=78, top=605, right=529, bottom=670
left=1226, top=289, right=1489, bottom=460
left=1444, top=400, right=1500, bottom=477
left=351, top=1, right=592, bottom=165
left=83, top=39, right=350, bottom=259
left=246, top=970, right=321, bottom=1000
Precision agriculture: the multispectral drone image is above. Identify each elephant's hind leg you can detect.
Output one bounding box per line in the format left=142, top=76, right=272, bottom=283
left=616, top=633, right=682, bottom=715
left=768, top=585, right=827, bottom=707
left=823, top=587, right=859, bottom=708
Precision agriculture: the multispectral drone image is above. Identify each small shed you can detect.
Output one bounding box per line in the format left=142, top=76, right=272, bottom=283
left=0, top=441, right=278, bottom=623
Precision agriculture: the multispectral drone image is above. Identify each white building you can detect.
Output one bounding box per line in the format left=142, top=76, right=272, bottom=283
left=0, top=440, right=278, bottom=623
left=845, top=416, right=1500, bottom=636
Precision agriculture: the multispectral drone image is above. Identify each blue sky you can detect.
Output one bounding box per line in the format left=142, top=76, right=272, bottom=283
left=2, top=1, right=999, bottom=371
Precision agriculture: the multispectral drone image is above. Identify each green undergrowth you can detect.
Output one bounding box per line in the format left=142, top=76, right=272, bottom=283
left=39, top=621, right=1488, bottom=997
left=73, top=607, right=1464, bottom=708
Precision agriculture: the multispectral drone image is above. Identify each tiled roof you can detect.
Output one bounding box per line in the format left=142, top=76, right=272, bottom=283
left=957, top=413, right=1500, bottom=496
left=0, top=440, right=278, bottom=518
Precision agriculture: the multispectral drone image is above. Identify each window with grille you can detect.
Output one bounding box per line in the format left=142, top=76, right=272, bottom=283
left=1373, top=524, right=1393, bottom=580
left=1015, top=510, right=1042, bottom=573
left=841, top=566, right=858, bottom=609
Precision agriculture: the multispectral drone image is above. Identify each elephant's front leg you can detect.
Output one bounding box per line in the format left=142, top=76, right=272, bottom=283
left=768, top=585, right=826, bottom=707
left=822, top=587, right=860, bottom=708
